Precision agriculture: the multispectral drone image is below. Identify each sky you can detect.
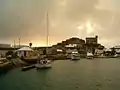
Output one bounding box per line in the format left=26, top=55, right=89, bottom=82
left=0, top=0, right=120, bottom=48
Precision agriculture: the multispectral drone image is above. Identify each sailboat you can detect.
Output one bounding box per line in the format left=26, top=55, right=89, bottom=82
left=35, top=12, right=52, bottom=69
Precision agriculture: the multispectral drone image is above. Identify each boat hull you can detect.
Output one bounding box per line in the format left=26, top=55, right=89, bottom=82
left=86, top=56, right=94, bottom=59
left=21, top=65, right=35, bottom=71
left=71, top=55, right=80, bottom=60
left=35, top=64, right=51, bottom=69
left=71, top=57, right=80, bottom=60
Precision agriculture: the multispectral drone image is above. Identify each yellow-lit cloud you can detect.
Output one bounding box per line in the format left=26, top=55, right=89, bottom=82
left=86, top=21, right=94, bottom=35
left=0, top=0, right=120, bottom=48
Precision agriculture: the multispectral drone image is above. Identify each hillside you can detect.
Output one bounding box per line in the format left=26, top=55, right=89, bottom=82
left=53, top=37, right=85, bottom=47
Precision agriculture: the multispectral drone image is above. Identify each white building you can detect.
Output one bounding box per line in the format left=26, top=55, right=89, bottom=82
left=95, top=48, right=105, bottom=56
left=65, top=44, right=77, bottom=48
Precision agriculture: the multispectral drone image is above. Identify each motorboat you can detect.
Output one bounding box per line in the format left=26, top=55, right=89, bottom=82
left=35, top=59, right=52, bottom=69
left=86, top=52, right=94, bottom=59
left=71, top=51, right=80, bottom=60
left=114, top=50, right=120, bottom=58
left=114, top=54, right=120, bottom=58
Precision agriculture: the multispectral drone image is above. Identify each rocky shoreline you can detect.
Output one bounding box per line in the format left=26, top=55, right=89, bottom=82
left=0, top=58, right=29, bottom=71
left=0, top=55, right=119, bottom=72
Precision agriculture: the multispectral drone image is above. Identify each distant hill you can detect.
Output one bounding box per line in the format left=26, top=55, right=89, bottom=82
left=34, top=37, right=85, bottom=50
left=53, top=37, right=85, bottom=47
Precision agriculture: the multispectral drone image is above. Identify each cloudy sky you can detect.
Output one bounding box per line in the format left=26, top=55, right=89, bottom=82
left=0, top=0, right=120, bottom=47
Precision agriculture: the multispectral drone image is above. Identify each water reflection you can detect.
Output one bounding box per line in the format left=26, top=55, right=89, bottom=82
left=0, top=69, right=9, bottom=79
left=0, top=59, right=120, bottom=90
left=36, top=68, right=52, bottom=90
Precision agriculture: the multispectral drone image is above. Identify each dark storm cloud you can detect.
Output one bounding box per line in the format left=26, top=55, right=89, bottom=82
left=49, top=0, right=99, bottom=38
left=0, top=0, right=51, bottom=39
left=0, top=0, right=119, bottom=47
left=0, top=0, right=99, bottom=44
left=90, top=9, right=120, bottom=47
left=65, top=0, right=98, bottom=21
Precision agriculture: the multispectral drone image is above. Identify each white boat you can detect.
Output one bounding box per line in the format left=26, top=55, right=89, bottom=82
left=114, top=54, right=120, bottom=58
left=35, top=12, right=52, bottom=69
left=86, top=52, right=94, bottom=59
left=71, top=51, right=80, bottom=60
left=114, top=50, right=120, bottom=58
left=35, top=59, right=52, bottom=69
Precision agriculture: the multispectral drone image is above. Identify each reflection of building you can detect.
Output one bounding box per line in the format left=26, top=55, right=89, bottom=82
left=86, top=36, right=98, bottom=54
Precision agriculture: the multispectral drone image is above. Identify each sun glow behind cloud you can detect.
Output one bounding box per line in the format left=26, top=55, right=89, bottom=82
left=1, top=0, right=120, bottom=48
left=77, top=20, right=95, bottom=36
left=86, top=20, right=94, bottom=35
left=59, top=0, right=67, bottom=7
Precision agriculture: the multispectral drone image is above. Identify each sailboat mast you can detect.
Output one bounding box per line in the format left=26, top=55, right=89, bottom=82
left=14, top=40, right=16, bottom=48
left=19, top=38, right=20, bottom=48
left=45, top=11, right=49, bottom=55
left=46, top=12, right=49, bottom=46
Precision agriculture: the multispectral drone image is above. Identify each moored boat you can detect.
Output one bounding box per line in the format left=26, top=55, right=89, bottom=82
left=71, top=51, right=80, bottom=60
left=35, top=59, right=52, bottom=69
left=16, top=47, right=39, bottom=63
left=86, top=52, right=94, bottom=59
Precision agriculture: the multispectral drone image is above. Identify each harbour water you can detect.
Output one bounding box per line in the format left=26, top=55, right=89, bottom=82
left=0, top=58, right=120, bottom=90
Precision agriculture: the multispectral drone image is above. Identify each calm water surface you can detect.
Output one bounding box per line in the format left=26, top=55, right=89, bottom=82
left=0, top=58, right=120, bottom=90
